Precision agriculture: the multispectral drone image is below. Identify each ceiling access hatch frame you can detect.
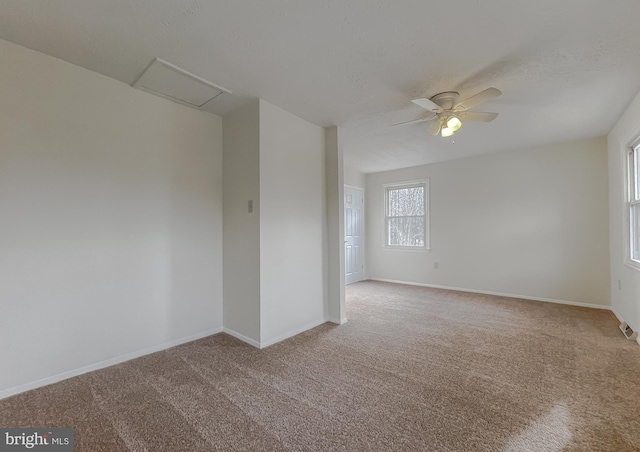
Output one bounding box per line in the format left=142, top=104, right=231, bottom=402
left=132, top=58, right=231, bottom=110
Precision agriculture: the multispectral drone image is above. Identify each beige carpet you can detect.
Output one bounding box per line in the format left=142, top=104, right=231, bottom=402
left=2, top=281, right=640, bottom=451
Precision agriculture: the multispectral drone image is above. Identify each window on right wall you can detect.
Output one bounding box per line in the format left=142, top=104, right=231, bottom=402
left=629, top=142, right=640, bottom=266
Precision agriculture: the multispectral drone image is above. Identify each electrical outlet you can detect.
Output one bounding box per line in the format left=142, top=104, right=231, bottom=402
left=433, top=262, right=439, bottom=269
left=248, top=200, right=253, bottom=213
left=618, top=280, right=622, bottom=290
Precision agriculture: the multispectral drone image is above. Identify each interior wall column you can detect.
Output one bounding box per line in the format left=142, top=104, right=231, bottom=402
left=325, top=126, right=346, bottom=323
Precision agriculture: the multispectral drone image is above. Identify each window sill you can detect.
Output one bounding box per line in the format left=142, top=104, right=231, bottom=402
left=624, top=259, right=640, bottom=273
left=383, top=246, right=431, bottom=252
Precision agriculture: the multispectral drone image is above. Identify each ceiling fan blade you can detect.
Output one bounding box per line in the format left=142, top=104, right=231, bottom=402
left=412, top=97, right=441, bottom=111
left=454, top=88, right=501, bottom=111
left=427, top=119, right=442, bottom=135
left=391, top=113, right=437, bottom=127
left=459, top=111, right=498, bottom=122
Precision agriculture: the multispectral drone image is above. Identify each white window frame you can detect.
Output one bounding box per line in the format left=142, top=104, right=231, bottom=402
left=627, top=141, right=640, bottom=270
left=383, top=180, right=430, bottom=251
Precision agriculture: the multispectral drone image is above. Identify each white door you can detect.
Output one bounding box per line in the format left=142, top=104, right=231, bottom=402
left=345, top=186, right=364, bottom=284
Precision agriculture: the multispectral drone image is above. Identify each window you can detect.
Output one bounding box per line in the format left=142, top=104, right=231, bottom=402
left=384, top=181, right=429, bottom=249
left=629, top=144, right=640, bottom=265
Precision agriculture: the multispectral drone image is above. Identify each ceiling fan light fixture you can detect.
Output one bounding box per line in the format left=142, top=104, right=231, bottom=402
left=399, top=88, right=501, bottom=138
left=441, top=126, right=454, bottom=137
left=447, top=116, right=462, bottom=131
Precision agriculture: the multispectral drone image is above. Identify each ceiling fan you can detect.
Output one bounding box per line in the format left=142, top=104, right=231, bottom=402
left=394, top=88, right=501, bottom=137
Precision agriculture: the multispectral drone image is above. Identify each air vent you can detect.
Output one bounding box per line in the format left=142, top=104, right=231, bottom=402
left=619, top=322, right=638, bottom=341
left=132, top=58, right=231, bottom=109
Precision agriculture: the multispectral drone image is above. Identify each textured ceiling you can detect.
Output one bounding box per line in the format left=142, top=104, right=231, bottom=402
left=2, top=1, right=640, bottom=173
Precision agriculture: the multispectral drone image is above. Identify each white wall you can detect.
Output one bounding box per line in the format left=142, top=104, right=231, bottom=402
left=325, top=127, right=346, bottom=323
left=344, top=165, right=366, bottom=189
left=0, top=39, right=224, bottom=396
left=222, top=100, right=261, bottom=344
left=608, top=89, right=640, bottom=332
left=367, top=137, right=610, bottom=306
left=259, top=100, right=327, bottom=345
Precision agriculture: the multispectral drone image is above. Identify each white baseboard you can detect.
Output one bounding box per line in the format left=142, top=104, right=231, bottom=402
left=610, top=307, right=640, bottom=346
left=370, top=278, right=640, bottom=346
left=221, top=327, right=261, bottom=348
left=260, top=317, right=329, bottom=349
left=613, top=308, right=639, bottom=334
left=224, top=318, right=331, bottom=349
left=327, top=317, right=348, bottom=325
left=369, top=278, right=612, bottom=310
left=610, top=306, right=624, bottom=323
left=0, top=327, right=223, bottom=401
left=2, top=317, right=349, bottom=400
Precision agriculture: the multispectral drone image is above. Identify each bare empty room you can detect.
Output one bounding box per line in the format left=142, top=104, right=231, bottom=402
left=1, top=1, right=640, bottom=450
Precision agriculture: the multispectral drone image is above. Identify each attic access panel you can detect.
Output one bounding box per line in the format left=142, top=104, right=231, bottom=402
left=133, top=58, right=231, bottom=109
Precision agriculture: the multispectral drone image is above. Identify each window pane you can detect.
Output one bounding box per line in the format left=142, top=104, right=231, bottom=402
left=635, top=148, right=640, bottom=201
left=632, top=204, right=640, bottom=261
left=387, top=186, right=424, bottom=217
left=387, top=216, right=425, bottom=247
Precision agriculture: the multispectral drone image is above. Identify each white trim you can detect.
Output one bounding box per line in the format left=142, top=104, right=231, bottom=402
left=623, top=261, right=640, bottom=272
left=0, top=327, right=223, bottom=400
left=132, top=58, right=231, bottom=111
left=223, top=321, right=333, bottom=349
left=382, top=246, right=432, bottom=252
left=624, top=143, right=640, bottom=271
left=221, top=327, right=261, bottom=348
left=382, top=179, right=430, bottom=250
left=221, top=318, right=344, bottom=349
left=369, top=278, right=612, bottom=310
left=589, top=306, right=639, bottom=345
left=611, top=306, right=640, bottom=334
left=133, top=58, right=232, bottom=94
left=260, top=318, right=329, bottom=349
left=610, top=306, right=625, bottom=323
